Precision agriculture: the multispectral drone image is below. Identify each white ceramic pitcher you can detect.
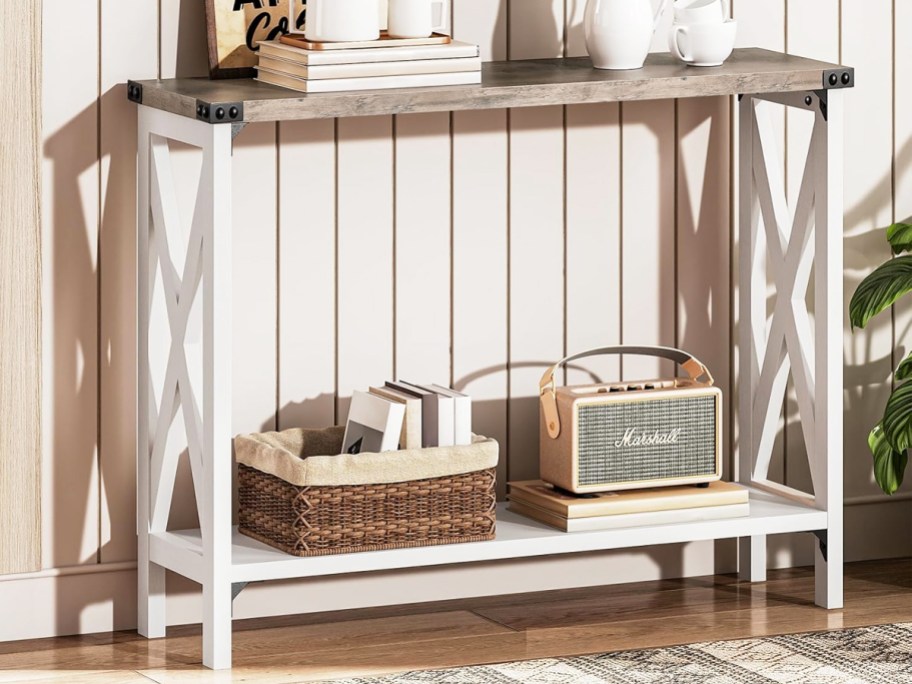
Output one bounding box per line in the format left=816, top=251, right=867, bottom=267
left=585, top=0, right=669, bottom=70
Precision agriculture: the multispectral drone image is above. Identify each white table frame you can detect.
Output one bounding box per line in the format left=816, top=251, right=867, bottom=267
left=134, top=80, right=845, bottom=669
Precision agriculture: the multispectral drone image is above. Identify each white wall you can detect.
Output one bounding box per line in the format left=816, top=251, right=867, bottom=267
left=15, top=0, right=911, bottom=641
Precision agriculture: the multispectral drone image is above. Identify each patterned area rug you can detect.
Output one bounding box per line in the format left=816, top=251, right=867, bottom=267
left=332, top=622, right=912, bottom=683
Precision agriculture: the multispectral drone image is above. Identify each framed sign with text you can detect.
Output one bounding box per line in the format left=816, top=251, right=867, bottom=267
left=205, top=0, right=307, bottom=79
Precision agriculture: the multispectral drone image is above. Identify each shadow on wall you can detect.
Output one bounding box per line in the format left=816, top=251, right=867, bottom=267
left=40, top=0, right=211, bottom=635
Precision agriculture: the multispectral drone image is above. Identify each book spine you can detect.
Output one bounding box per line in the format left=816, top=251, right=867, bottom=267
left=453, top=396, right=472, bottom=446
left=565, top=504, right=751, bottom=531
left=509, top=487, right=749, bottom=519
left=269, top=41, right=479, bottom=65
left=422, top=394, right=438, bottom=448
left=403, top=401, right=422, bottom=449
left=436, top=396, right=455, bottom=448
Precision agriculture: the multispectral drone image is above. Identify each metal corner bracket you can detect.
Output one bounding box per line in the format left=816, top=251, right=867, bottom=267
left=127, top=81, right=143, bottom=104
left=822, top=67, right=854, bottom=90
left=196, top=100, right=244, bottom=125
left=813, top=89, right=829, bottom=121
left=812, top=530, right=828, bottom=562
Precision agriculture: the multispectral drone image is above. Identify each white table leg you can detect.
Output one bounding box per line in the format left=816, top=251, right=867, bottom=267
left=737, top=89, right=844, bottom=605
left=137, top=105, right=167, bottom=638
left=201, top=120, right=234, bottom=669
left=813, top=89, right=844, bottom=610
left=737, top=93, right=767, bottom=583
left=136, top=106, right=235, bottom=666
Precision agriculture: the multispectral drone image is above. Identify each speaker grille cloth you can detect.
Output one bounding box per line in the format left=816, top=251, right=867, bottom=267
left=577, top=395, right=717, bottom=486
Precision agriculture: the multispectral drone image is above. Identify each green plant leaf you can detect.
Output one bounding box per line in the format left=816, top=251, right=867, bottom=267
left=896, top=351, right=912, bottom=381
left=882, top=381, right=912, bottom=452
left=868, top=423, right=908, bottom=495
left=887, top=222, right=912, bottom=254
left=849, top=256, right=912, bottom=329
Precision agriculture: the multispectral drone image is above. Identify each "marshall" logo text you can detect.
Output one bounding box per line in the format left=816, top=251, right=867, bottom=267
left=614, top=427, right=683, bottom=448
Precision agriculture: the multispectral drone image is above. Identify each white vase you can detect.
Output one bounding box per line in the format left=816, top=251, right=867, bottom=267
left=584, top=0, right=668, bottom=70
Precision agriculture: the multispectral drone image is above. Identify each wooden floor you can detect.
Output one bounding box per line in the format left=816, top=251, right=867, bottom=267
left=1, top=558, right=909, bottom=683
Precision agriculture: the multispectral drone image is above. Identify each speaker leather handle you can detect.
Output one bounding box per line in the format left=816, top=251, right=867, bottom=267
left=539, top=345, right=714, bottom=439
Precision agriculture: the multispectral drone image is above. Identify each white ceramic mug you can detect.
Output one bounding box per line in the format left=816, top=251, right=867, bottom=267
left=669, top=19, right=736, bottom=66
left=673, top=0, right=729, bottom=24
left=305, top=0, right=380, bottom=42
left=387, top=0, right=448, bottom=39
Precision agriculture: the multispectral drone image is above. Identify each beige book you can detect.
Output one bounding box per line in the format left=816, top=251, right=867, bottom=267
left=256, top=67, right=481, bottom=93
left=257, top=39, right=480, bottom=66
left=508, top=480, right=749, bottom=519
left=369, top=386, right=422, bottom=450
left=508, top=499, right=750, bottom=532
left=258, top=55, right=481, bottom=80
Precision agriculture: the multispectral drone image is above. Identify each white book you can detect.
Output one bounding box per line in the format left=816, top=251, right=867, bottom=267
left=256, top=67, right=481, bottom=93
left=342, top=391, right=405, bottom=455
left=508, top=500, right=751, bottom=532
left=258, top=55, right=481, bottom=80
left=426, top=384, right=472, bottom=446
left=257, top=39, right=479, bottom=66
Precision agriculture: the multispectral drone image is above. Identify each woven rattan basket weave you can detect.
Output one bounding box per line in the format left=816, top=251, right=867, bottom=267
left=235, top=426, right=498, bottom=557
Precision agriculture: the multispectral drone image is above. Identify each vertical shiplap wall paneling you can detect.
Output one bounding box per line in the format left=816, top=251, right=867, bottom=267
left=507, top=0, right=566, bottom=482
left=277, top=121, right=337, bottom=430
left=564, top=103, right=621, bottom=385
left=731, top=1, right=787, bottom=552
left=895, top=0, right=912, bottom=495
left=160, top=0, right=210, bottom=79
left=780, top=0, right=839, bottom=568
left=451, top=1, right=509, bottom=496
left=41, top=0, right=101, bottom=568
left=676, top=92, right=733, bottom=574
left=394, top=113, right=452, bottom=383
left=619, top=103, right=675, bottom=382
left=231, top=125, right=279, bottom=438
left=841, top=0, right=895, bottom=507
left=157, top=0, right=207, bottom=531
left=676, top=98, right=732, bottom=472
left=98, top=0, right=158, bottom=563
left=336, top=117, right=395, bottom=420
left=881, top=0, right=912, bottom=558
left=619, top=19, right=677, bottom=382
left=564, top=0, right=621, bottom=387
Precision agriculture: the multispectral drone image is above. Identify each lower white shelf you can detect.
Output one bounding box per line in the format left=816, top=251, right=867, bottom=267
left=149, top=486, right=828, bottom=585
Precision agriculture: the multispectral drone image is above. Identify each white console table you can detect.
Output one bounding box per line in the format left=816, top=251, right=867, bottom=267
left=129, top=48, right=853, bottom=669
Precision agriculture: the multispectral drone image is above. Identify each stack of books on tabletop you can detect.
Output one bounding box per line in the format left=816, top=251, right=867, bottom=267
left=507, top=480, right=750, bottom=532
left=343, top=381, right=472, bottom=454
left=256, top=35, right=481, bottom=94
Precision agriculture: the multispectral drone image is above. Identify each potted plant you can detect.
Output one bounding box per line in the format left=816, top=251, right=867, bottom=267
left=849, top=222, right=912, bottom=494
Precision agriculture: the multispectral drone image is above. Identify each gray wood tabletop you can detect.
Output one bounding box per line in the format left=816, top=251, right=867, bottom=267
left=128, top=48, right=853, bottom=124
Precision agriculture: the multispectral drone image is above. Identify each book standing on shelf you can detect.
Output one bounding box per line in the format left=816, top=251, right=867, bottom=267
left=425, top=384, right=472, bottom=446
left=369, top=385, right=424, bottom=449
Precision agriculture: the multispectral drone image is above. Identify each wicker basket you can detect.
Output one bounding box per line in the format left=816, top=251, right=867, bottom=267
left=235, top=426, right=498, bottom=557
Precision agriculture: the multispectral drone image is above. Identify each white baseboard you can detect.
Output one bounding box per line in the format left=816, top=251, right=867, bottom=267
left=2, top=499, right=909, bottom=643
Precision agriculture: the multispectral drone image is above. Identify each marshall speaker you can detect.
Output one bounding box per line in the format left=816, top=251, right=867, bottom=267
left=539, top=346, right=722, bottom=494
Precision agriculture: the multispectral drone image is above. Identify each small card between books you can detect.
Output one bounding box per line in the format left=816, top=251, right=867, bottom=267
left=342, top=391, right=405, bottom=455
left=508, top=480, right=750, bottom=532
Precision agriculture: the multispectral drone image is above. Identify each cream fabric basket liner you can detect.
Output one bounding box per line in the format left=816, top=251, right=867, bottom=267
left=235, top=426, right=499, bottom=487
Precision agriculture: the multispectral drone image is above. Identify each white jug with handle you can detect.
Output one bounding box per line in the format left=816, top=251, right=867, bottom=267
left=585, top=0, right=669, bottom=70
